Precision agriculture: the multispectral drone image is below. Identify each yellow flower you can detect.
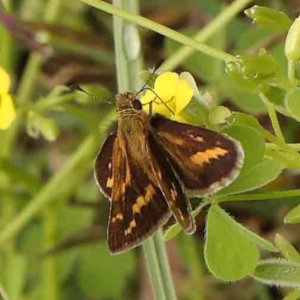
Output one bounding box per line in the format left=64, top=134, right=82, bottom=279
left=140, top=71, right=194, bottom=121
left=0, top=67, right=16, bottom=130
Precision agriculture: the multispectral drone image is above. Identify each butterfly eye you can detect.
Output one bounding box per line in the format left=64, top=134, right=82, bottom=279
left=132, top=99, right=143, bottom=110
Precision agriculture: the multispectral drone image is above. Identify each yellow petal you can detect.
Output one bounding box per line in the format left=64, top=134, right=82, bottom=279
left=171, top=113, right=188, bottom=123
left=154, top=72, right=179, bottom=103
left=0, top=94, right=16, bottom=130
left=174, top=79, right=194, bottom=113
left=140, top=89, right=156, bottom=104
left=153, top=102, right=173, bottom=117
left=140, top=89, right=156, bottom=113
left=0, top=67, right=11, bottom=94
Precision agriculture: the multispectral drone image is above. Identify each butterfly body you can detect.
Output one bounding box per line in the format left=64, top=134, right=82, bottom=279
left=95, top=92, right=244, bottom=254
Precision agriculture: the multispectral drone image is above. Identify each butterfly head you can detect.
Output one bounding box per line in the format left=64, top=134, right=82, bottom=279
left=116, top=92, right=143, bottom=115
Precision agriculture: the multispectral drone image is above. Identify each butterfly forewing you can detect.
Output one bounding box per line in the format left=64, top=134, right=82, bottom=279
left=151, top=115, right=244, bottom=196
left=94, top=131, right=115, bottom=198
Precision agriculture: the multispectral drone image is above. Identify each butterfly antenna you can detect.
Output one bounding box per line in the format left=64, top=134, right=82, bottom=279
left=68, top=83, right=114, bottom=105
left=135, top=60, right=163, bottom=98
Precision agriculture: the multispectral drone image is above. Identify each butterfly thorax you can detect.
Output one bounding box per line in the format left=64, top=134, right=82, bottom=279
left=115, top=92, right=153, bottom=171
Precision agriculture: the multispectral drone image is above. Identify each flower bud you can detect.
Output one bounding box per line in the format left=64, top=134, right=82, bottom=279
left=285, top=15, right=300, bottom=61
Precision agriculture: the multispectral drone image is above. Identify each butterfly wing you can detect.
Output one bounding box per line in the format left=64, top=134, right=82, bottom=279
left=148, top=134, right=196, bottom=234
left=95, top=133, right=172, bottom=254
left=151, top=115, right=244, bottom=196
left=94, top=131, right=116, bottom=198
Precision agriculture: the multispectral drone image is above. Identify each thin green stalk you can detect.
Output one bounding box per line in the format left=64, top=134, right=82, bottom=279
left=180, top=235, right=205, bottom=300
left=259, top=92, right=285, bottom=142
left=43, top=207, right=60, bottom=300
left=143, top=238, right=166, bottom=300
left=218, top=189, right=300, bottom=202
left=79, top=0, right=235, bottom=62
left=0, top=284, right=10, bottom=300
left=153, top=230, right=177, bottom=300
left=2, top=0, right=12, bottom=11
left=0, top=133, right=100, bottom=244
left=113, top=0, right=130, bottom=92
left=160, top=0, right=253, bottom=71
left=112, top=0, right=176, bottom=298
left=267, top=143, right=300, bottom=150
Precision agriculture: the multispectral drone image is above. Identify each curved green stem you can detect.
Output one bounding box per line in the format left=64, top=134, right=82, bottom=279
left=143, top=237, right=166, bottom=300
left=79, top=0, right=235, bottom=62
left=259, top=92, right=285, bottom=142
left=160, top=0, right=253, bottom=71
left=111, top=0, right=176, bottom=298
left=0, top=133, right=101, bottom=244
left=218, top=189, right=300, bottom=202
left=153, top=230, right=177, bottom=300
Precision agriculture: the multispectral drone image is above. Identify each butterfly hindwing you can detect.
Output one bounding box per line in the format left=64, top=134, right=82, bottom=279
left=148, top=134, right=196, bottom=234
left=151, top=115, right=244, bottom=196
left=96, top=134, right=171, bottom=254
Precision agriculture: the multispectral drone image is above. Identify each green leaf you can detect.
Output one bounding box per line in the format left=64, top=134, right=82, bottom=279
left=231, top=112, right=266, bottom=135
left=27, top=111, right=59, bottom=141
left=244, top=5, right=292, bottom=30
left=205, top=205, right=259, bottom=281
left=243, top=228, right=278, bottom=253
left=265, top=86, right=286, bottom=107
left=226, top=53, right=278, bottom=90
left=253, top=259, right=300, bottom=288
left=219, top=75, right=266, bottom=114
left=285, top=204, right=300, bottom=224
left=220, top=159, right=283, bottom=195
left=77, top=242, right=136, bottom=298
left=285, top=90, right=300, bottom=121
left=221, top=124, right=265, bottom=171
left=208, top=106, right=231, bottom=125
left=275, top=234, right=300, bottom=263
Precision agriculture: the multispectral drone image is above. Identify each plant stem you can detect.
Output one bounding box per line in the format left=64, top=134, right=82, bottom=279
left=143, top=238, right=166, bottom=300
left=266, top=143, right=300, bottom=150
left=0, top=133, right=100, bottom=244
left=153, top=230, right=177, bottom=300
left=218, top=189, right=300, bottom=202
left=79, top=0, right=235, bottom=62
left=43, top=207, right=60, bottom=300
left=259, top=92, right=285, bottom=142
left=111, top=0, right=176, bottom=298
left=160, top=0, right=253, bottom=71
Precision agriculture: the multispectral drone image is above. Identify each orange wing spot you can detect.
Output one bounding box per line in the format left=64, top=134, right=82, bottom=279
left=106, top=177, right=114, bottom=188
left=132, top=203, right=141, bottom=214
left=111, top=213, right=123, bottom=223
left=125, top=219, right=137, bottom=235
left=190, top=147, right=228, bottom=166
left=145, top=184, right=155, bottom=203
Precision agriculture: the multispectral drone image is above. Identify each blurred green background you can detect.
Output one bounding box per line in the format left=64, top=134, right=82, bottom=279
left=1, top=0, right=300, bottom=299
